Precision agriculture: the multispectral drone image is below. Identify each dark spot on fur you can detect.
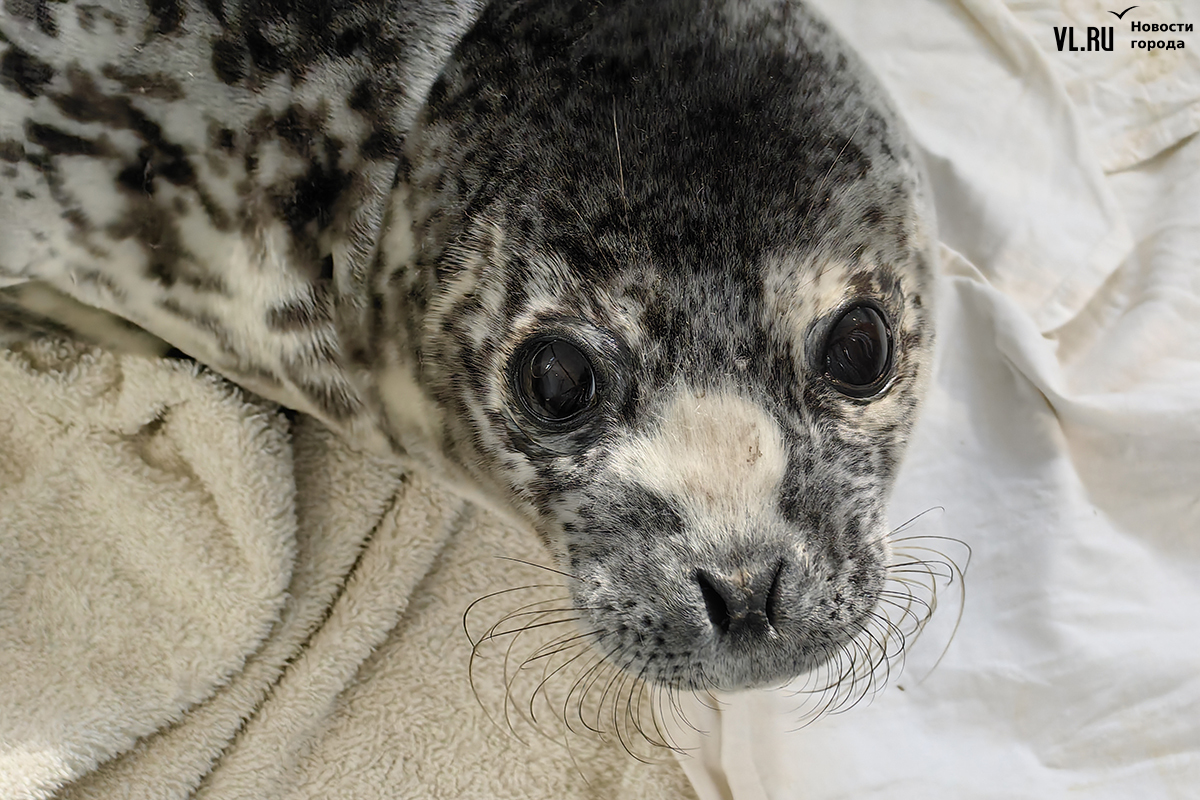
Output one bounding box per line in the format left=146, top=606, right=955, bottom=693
left=10, top=0, right=61, bottom=37
left=335, top=26, right=365, bottom=56
left=107, top=206, right=175, bottom=251
left=16, top=188, right=34, bottom=200
left=62, top=207, right=91, bottom=231
left=862, top=205, right=885, bottom=227
left=75, top=4, right=127, bottom=34
left=319, top=254, right=334, bottom=282
left=211, top=38, right=245, bottom=85
left=348, top=79, right=374, bottom=112
left=361, top=129, right=403, bottom=160
left=196, top=189, right=232, bottom=231
left=117, top=141, right=195, bottom=191
left=266, top=299, right=331, bottom=331
left=0, top=139, right=24, bottom=162
left=245, top=27, right=283, bottom=74
left=1, top=46, right=55, bottom=99
left=274, top=105, right=322, bottom=156
left=201, top=0, right=226, bottom=25
left=116, top=160, right=151, bottom=193
left=425, top=75, right=449, bottom=110
left=876, top=267, right=901, bottom=300
left=241, top=152, right=258, bottom=181
left=104, top=195, right=224, bottom=294
left=847, top=270, right=875, bottom=297
left=275, top=157, right=347, bottom=235
left=147, top=0, right=184, bottom=34
left=25, top=122, right=103, bottom=157
left=75, top=3, right=96, bottom=31
left=207, top=122, right=237, bottom=154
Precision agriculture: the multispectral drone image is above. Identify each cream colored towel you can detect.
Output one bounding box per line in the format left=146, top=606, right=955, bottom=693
left=0, top=338, right=695, bottom=799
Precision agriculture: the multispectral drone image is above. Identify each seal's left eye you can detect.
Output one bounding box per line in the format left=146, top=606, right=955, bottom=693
left=516, top=338, right=597, bottom=423
left=823, top=305, right=893, bottom=398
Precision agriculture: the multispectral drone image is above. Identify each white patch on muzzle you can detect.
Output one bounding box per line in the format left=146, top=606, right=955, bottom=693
left=609, top=387, right=788, bottom=524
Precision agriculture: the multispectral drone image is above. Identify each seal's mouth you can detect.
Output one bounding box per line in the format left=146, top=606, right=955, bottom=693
left=463, top=533, right=962, bottom=755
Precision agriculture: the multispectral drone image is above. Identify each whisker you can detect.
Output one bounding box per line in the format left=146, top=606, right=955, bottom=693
left=463, top=583, right=567, bottom=644
left=527, top=641, right=595, bottom=723
left=566, top=649, right=616, bottom=737
left=494, top=556, right=589, bottom=583
left=612, top=100, right=630, bottom=219
left=888, top=506, right=946, bottom=536
left=595, top=649, right=639, bottom=735
left=524, top=629, right=603, bottom=664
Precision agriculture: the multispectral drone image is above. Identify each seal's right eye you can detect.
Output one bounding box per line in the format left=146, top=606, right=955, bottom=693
left=822, top=304, right=893, bottom=398
left=514, top=338, right=597, bottom=424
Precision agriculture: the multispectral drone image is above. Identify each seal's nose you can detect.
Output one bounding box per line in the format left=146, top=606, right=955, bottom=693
left=695, top=561, right=784, bottom=636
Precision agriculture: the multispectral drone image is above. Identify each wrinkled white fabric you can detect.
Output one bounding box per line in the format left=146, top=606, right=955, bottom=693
left=674, top=1, right=1200, bottom=797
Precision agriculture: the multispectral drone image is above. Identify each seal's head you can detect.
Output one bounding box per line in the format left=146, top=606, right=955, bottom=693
left=383, top=0, right=936, bottom=692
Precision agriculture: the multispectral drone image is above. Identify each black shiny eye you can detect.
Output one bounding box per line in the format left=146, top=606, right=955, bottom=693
left=515, top=338, right=597, bottom=423
left=823, top=305, right=893, bottom=398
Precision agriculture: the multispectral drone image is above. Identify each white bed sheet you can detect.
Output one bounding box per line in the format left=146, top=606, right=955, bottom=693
left=675, top=1, right=1200, bottom=797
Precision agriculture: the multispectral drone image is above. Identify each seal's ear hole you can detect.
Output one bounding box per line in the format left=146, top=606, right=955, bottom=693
left=512, top=337, right=598, bottom=425
left=822, top=304, right=893, bottom=398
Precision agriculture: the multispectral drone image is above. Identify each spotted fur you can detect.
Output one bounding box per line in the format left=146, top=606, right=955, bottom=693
left=1, top=0, right=936, bottom=692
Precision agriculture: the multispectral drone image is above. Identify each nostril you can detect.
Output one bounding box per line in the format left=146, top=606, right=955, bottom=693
left=696, top=569, right=731, bottom=633
left=695, top=560, right=787, bottom=637
left=764, top=559, right=785, bottom=628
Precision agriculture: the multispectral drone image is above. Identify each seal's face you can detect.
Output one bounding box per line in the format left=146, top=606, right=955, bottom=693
left=423, top=232, right=932, bottom=691
left=403, top=0, right=937, bottom=692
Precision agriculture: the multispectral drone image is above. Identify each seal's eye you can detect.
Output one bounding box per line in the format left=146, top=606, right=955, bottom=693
left=823, top=305, right=893, bottom=398
left=515, top=338, right=597, bottom=423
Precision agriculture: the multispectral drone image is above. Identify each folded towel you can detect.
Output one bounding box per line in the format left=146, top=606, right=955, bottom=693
left=0, top=337, right=694, bottom=799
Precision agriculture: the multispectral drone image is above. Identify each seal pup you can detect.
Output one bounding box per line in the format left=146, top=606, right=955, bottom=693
left=0, top=0, right=936, bottom=694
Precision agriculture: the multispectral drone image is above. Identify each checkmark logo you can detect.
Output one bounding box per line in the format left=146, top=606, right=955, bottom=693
left=1109, top=6, right=1138, bottom=18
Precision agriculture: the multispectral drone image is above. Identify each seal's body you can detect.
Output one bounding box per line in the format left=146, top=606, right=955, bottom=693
left=1, top=0, right=936, bottom=692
